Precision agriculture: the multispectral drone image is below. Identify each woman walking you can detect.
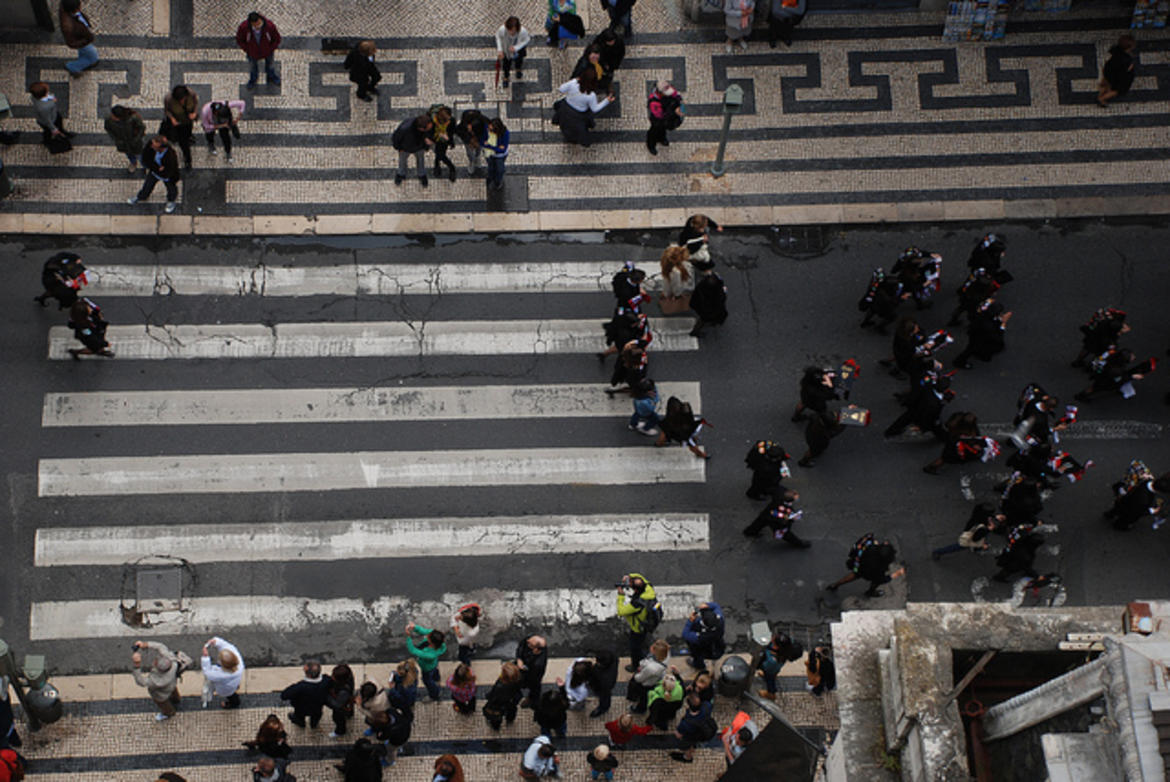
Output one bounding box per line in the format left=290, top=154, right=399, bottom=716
left=483, top=117, right=510, bottom=191
left=554, top=70, right=613, bottom=147
left=658, top=245, right=694, bottom=307
left=163, top=84, right=198, bottom=170
left=104, top=105, right=145, bottom=171
left=429, top=104, right=458, bottom=182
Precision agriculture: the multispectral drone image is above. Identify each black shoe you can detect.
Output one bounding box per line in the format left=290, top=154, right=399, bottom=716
left=798, top=458, right=814, bottom=468
left=864, top=589, right=884, bottom=597
left=661, top=139, right=670, bottom=147
left=647, top=144, right=657, bottom=155
left=769, top=38, right=777, bottom=48
left=670, top=752, right=693, bottom=763
left=394, top=174, right=404, bottom=186
left=746, top=491, right=765, bottom=500
left=34, top=295, right=48, bottom=307
left=369, top=86, right=380, bottom=95
left=288, top=712, right=305, bottom=727
left=624, top=663, right=638, bottom=673
left=588, top=706, right=607, bottom=718
left=743, top=529, right=762, bottom=537
left=68, top=348, right=81, bottom=361
left=356, top=92, right=373, bottom=102
left=268, top=73, right=281, bottom=85
left=449, top=169, right=457, bottom=183
left=502, top=77, right=509, bottom=87
left=515, top=71, right=523, bottom=80
left=420, top=175, right=428, bottom=188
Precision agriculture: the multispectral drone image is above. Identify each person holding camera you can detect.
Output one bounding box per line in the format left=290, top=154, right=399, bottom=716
left=130, top=640, right=182, bottom=721
left=201, top=636, right=244, bottom=709
left=680, top=602, right=725, bottom=670
left=615, top=574, right=657, bottom=672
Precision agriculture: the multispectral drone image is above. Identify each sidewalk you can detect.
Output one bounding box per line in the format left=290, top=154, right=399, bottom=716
left=1, top=0, right=1167, bottom=236
left=10, top=656, right=837, bottom=780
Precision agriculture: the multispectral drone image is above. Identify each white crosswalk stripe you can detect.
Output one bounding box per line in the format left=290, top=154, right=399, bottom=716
left=34, top=513, right=711, bottom=566
left=28, top=585, right=715, bottom=641
left=41, top=382, right=701, bottom=427
left=84, top=261, right=629, bottom=296
left=47, top=318, right=697, bottom=360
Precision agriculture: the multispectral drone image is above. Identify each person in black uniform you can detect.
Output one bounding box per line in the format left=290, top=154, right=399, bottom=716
left=343, top=40, right=381, bottom=102
left=992, top=525, right=1045, bottom=582
left=799, top=410, right=844, bottom=468
left=998, top=474, right=1045, bottom=527
left=1074, top=348, right=1154, bottom=402
left=890, top=246, right=941, bottom=310
left=858, top=268, right=904, bottom=334
left=35, top=251, right=88, bottom=309
left=1072, top=308, right=1129, bottom=368
left=967, top=233, right=1008, bottom=277
left=953, top=298, right=1011, bottom=370
left=947, top=267, right=1001, bottom=328
left=67, top=298, right=114, bottom=360
left=742, top=497, right=811, bottom=548
left=923, top=412, right=989, bottom=474
left=825, top=533, right=904, bottom=597
left=744, top=440, right=793, bottom=501
left=1105, top=465, right=1168, bottom=530
left=688, top=259, right=727, bottom=337
left=792, top=366, right=839, bottom=422
left=884, top=373, right=951, bottom=439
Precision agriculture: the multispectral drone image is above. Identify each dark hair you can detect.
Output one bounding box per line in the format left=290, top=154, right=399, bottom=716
left=428, top=629, right=446, bottom=648
left=578, top=69, right=599, bottom=95
left=158, top=775, right=188, bottom=782
left=212, top=102, right=232, bottom=123
left=570, top=660, right=593, bottom=689
left=1118, top=33, right=1136, bottom=49
left=62, top=0, right=81, bottom=12
left=538, top=743, right=556, bottom=758
left=111, top=105, right=130, bottom=120
left=28, top=82, right=49, bottom=99
left=737, top=727, right=755, bottom=744
left=304, top=660, right=321, bottom=678
left=415, top=114, right=433, bottom=130
left=505, top=16, right=520, bottom=31
left=686, top=693, right=701, bottom=710
left=247, top=11, right=262, bottom=24
left=489, top=118, right=507, bottom=135
left=171, top=85, right=190, bottom=101
left=460, top=605, right=481, bottom=627
left=331, top=663, right=354, bottom=687
left=359, top=682, right=377, bottom=700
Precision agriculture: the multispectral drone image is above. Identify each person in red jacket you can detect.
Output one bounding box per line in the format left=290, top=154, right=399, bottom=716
left=235, top=12, right=282, bottom=88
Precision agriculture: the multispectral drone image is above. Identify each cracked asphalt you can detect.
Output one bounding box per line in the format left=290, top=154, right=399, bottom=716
left=3, top=220, right=1170, bottom=673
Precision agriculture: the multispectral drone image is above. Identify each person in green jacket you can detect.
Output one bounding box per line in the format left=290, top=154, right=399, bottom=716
left=616, top=573, right=656, bottom=672
left=405, top=622, right=447, bottom=701
left=645, top=672, right=684, bottom=730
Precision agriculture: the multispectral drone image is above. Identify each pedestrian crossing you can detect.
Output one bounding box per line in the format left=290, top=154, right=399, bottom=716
left=30, top=255, right=712, bottom=654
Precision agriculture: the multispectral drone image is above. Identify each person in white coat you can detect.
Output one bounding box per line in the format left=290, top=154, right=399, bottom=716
left=201, top=636, right=244, bottom=709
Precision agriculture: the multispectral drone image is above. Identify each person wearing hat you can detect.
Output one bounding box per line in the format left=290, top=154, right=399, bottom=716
left=952, top=297, right=1011, bottom=370
left=680, top=602, right=725, bottom=670
left=131, top=640, right=182, bottom=721
left=744, top=440, right=792, bottom=500
left=646, top=81, right=683, bottom=155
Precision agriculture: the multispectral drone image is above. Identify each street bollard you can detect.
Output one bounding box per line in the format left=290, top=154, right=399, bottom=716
left=0, top=639, right=63, bottom=731
left=710, top=83, right=744, bottom=179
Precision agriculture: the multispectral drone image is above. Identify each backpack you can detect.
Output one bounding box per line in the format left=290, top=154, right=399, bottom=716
left=846, top=533, right=877, bottom=573
left=694, top=715, right=719, bottom=742
left=173, top=650, right=195, bottom=680
left=635, top=594, right=664, bottom=635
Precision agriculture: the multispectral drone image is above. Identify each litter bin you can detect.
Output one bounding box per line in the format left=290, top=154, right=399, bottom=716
left=718, top=655, right=752, bottom=698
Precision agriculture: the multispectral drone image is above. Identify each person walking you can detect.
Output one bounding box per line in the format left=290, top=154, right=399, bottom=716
left=724, top=0, right=755, bottom=52
left=792, top=366, right=840, bottom=423
left=429, top=104, right=458, bottom=183
left=35, top=251, right=88, bottom=309
left=1098, top=34, right=1137, bottom=107
left=932, top=503, right=1002, bottom=559
left=805, top=645, right=836, bottom=696
left=554, top=71, right=612, bottom=147
left=658, top=245, right=693, bottom=307
left=235, top=12, right=282, bottom=88
left=325, top=664, right=355, bottom=738
left=742, top=497, right=811, bottom=548
left=688, top=258, right=728, bottom=337
left=445, top=663, right=477, bottom=715
left=130, top=640, right=182, bottom=721
left=628, top=378, right=660, bottom=437
left=201, top=636, right=244, bottom=709
left=483, top=117, right=510, bottom=191
left=451, top=603, right=482, bottom=666
left=483, top=661, right=523, bottom=730
left=280, top=661, right=332, bottom=728
left=60, top=0, right=98, bottom=75
left=343, top=40, right=380, bottom=102
left=163, top=85, right=198, bottom=170
left=104, top=105, right=145, bottom=172
left=200, top=99, right=245, bottom=163
left=744, top=440, right=792, bottom=501
left=587, top=744, right=619, bottom=779
left=600, top=0, right=636, bottom=37
left=992, top=524, right=1047, bottom=582
left=952, top=298, right=1011, bottom=370
left=242, top=714, right=291, bottom=759
left=29, top=82, right=72, bottom=150
left=391, top=114, right=433, bottom=187
left=404, top=621, right=447, bottom=701
left=768, top=0, right=805, bottom=47
left=655, top=396, right=711, bottom=459
left=127, top=135, right=181, bottom=213
left=680, top=602, right=725, bottom=670
left=520, top=736, right=560, bottom=779
left=755, top=630, right=802, bottom=701
left=586, top=650, right=618, bottom=718
left=66, top=297, right=114, bottom=359
left=454, top=109, right=487, bottom=176
left=616, top=573, right=658, bottom=671
left=1072, top=307, right=1129, bottom=368
left=825, top=533, right=905, bottom=598
left=495, top=17, right=531, bottom=88
left=432, top=754, right=465, bottom=782
left=515, top=635, right=548, bottom=707
left=646, top=81, right=683, bottom=155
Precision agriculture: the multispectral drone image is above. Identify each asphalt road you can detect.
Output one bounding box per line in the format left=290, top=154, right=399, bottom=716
left=2, top=219, right=1169, bottom=675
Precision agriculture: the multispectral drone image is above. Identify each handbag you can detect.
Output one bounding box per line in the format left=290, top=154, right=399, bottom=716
left=45, top=134, right=72, bottom=154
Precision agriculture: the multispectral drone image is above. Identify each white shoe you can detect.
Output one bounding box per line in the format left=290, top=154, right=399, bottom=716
left=126, top=196, right=138, bottom=204
left=639, top=427, right=660, bottom=437
left=225, top=155, right=233, bottom=164
left=127, top=161, right=137, bottom=172
left=164, top=201, right=177, bottom=214
left=738, top=38, right=748, bottom=51
left=209, top=147, right=218, bottom=156
left=328, top=731, right=342, bottom=738
left=725, top=43, right=733, bottom=53
left=154, top=712, right=170, bottom=721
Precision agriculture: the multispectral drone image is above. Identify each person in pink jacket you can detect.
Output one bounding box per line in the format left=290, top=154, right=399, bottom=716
left=200, top=100, right=245, bottom=163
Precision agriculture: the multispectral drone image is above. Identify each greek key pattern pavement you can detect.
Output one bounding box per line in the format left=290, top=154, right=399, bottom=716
left=2, top=0, right=1169, bottom=220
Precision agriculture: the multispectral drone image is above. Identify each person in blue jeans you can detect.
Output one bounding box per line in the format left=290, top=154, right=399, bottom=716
left=756, top=631, right=802, bottom=701
left=628, top=378, right=659, bottom=436
left=404, top=622, right=446, bottom=701
left=587, top=743, right=619, bottom=779
left=932, top=503, right=1001, bottom=559
left=60, top=0, right=98, bottom=75
left=602, top=0, right=635, bottom=37
left=483, top=118, right=510, bottom=191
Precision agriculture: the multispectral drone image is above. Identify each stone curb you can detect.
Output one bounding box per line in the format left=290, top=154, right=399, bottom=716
left=1, top=197, right=1166, bottom=237
left=13, top=654, right=809, bottom=704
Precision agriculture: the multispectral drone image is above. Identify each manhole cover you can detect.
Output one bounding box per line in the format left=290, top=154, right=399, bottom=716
left=136, top=568, right=183, bottom=612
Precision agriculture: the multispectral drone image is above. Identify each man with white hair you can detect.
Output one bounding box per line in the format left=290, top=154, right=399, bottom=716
left=202, top=636, right=245, bottom=709
left=130, top=640, right=181, bottom=721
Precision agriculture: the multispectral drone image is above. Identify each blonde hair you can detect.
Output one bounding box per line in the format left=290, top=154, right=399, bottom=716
left=650, top=639, right=670, bottom=662
left=499, top=661, right=522, bottom=684
left=660, top=245, right=691, bottom=282
left=358, top=40, right=376, bottom=56
left=396, top=658, right=419, bottom=688
left=218, top=650, right=239, bottom=672
left=593, top=744, right=610, bottom=760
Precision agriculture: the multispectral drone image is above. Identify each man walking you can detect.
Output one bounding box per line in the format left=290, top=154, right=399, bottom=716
left=130, top=640, right=181, bottom=721
left=60, top=0, right=98, bottom=76
left=515, top=634, right=549, bottom=707
left=392, top=114, right=433, bottom=187
left=235, top=12, right=282, bottom=88
left=280, top=661, right=332, bottom=728
left=404, top=621, right=447, bottom=701
left=127, top=136, right=180, bottom=213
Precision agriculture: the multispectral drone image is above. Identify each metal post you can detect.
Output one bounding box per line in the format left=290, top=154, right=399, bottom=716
left=710, top=83, right=744, bottom=178
left=0, top=639, right=39, bottom=731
